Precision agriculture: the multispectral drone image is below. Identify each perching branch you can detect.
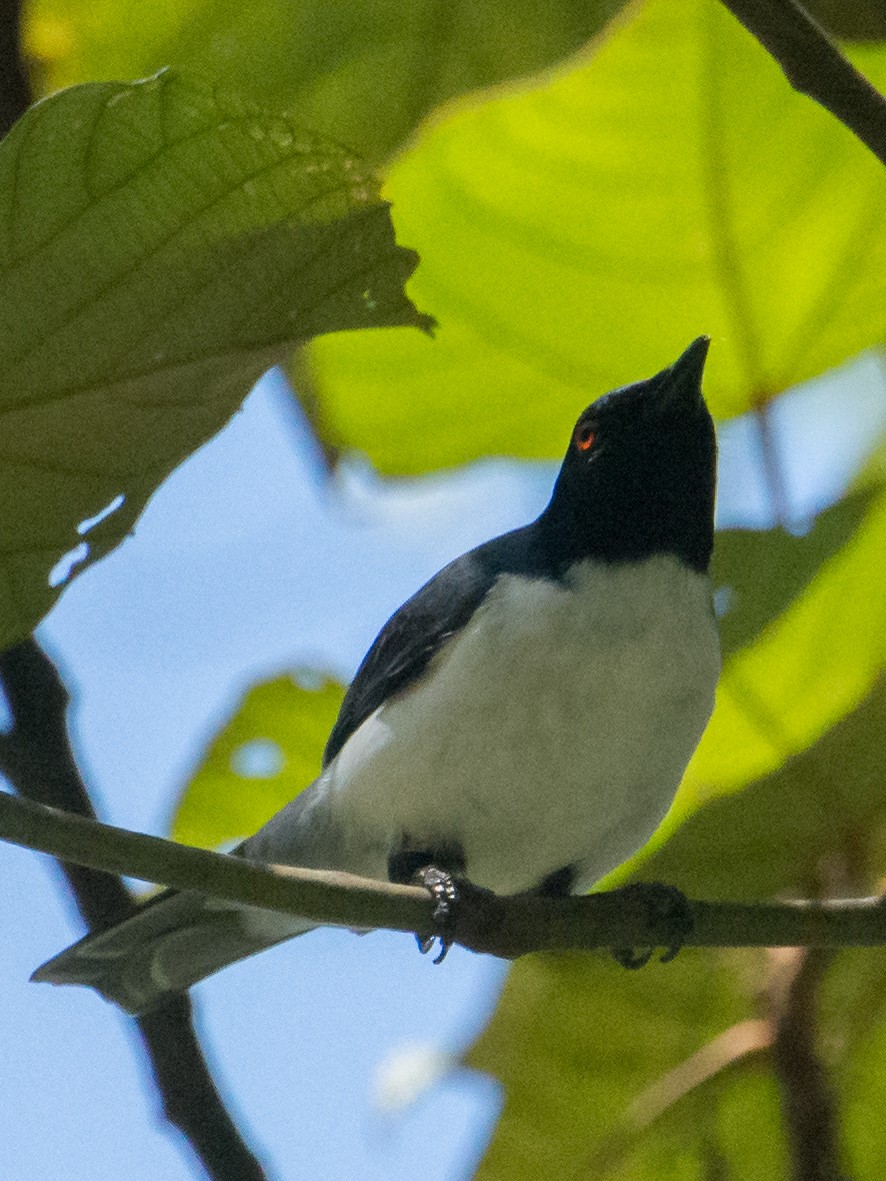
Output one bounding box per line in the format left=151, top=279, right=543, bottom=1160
left=719, top=0, right=886, bottom=168
left=0, top=642, right=270, bottom=1181
left=5, top=789, right=886, bottom=958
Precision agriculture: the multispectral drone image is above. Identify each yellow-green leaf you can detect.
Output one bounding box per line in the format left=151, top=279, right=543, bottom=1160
left=675, top=488, right=886, bottom=821
left=711, top=489, right=875, bottom=660
left=171, top=673, right=345, bottom=850
left=651, top=681, right=886, bottom=900
left=307, top=0, right=886, bottom=472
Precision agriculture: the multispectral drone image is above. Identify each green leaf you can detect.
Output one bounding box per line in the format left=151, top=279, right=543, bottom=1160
left=305, top=0, right=886, bottom=473
left=27, top=0, right=626, bottom=162
left=467, top=949, right=783, bottom=1181
left=0, top=71, right=430, bottom=650
left=711, top=489, right=875, bottom=660
left=171, top=673, right=345, bottom=849
left=834, top=951, right=886, bottom=1181
left=673, top=487, right=886, bottom=820
left=648, top=680, right=886, bottom=901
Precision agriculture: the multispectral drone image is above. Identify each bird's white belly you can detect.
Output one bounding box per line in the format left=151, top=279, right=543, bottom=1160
left=328, top=556, right=720, bottom=895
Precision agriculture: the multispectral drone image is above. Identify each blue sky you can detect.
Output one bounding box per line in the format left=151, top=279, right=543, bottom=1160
left=2, top=353, right=885, bottom=1180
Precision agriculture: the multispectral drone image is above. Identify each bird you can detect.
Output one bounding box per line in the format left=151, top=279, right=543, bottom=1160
left=33, top=336, right=720, bottom=1014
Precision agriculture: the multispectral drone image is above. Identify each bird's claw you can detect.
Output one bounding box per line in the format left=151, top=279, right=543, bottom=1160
left=413, top=866, right=459, bottom=963
left=611, top=882, right=693, bottom=969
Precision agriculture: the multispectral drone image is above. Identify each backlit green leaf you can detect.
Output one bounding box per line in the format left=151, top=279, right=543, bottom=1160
left=307, top=0, right=886, bottom=472
left=711, top=490, right=875, bottom=660
left=674, top=487, right=886, bottom=822
left=650, top=681, right=886, bottom=900
left=171, top=673, right=345, bottom=849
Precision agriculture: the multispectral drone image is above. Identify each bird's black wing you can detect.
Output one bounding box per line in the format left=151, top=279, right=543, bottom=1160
left=323, top=532, right=529, bottom=766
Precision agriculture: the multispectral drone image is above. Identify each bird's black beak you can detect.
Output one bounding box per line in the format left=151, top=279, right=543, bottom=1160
left=653, top=336, right=710, bottom=413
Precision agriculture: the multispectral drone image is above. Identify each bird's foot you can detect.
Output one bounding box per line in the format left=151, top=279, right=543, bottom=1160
left=610, top=882, right=693, bottom=969
left=413, top=866, right=459, bottom=964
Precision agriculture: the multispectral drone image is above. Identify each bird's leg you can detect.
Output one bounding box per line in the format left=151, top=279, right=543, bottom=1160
left=388, top=842, right=465, bottom=964
left=609, top=882, right=693, bottom=968
left=412, top=866, right=459, bottom=963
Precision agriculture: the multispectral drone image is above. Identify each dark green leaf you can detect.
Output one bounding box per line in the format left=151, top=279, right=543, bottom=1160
left=712, top=490, right=875, bottom=659
left=0, top=72, right=430, bottom=649
left=27, top=0, right=627, bottom=161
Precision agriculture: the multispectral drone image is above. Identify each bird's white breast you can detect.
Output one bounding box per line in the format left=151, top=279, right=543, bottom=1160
left=326, top=555, right=720, bottom=895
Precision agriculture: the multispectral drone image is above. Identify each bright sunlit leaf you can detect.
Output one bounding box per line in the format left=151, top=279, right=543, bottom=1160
left=307, top=0, right=886, bottom=472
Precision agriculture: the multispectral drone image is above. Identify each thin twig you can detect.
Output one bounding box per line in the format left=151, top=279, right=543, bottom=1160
left=719, top=0, right=886, bottom=167
left=582, top=1018, right=772, bottom=1178
left=0, top=642, right=269, bottom=1181
left=623, top=1018, right=772, bottom=1130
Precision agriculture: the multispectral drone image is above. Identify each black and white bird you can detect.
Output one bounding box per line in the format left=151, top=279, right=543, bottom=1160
left=33, top=337, right=720, bottom=1013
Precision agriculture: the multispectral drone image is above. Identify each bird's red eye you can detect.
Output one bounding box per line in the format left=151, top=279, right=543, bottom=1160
left=575, top=424, right=596, bottom=453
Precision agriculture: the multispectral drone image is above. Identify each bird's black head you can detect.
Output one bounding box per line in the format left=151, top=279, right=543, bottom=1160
left=540, top=337, right=717, bottom=574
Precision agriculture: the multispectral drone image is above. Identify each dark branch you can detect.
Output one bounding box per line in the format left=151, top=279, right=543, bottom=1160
left=768, top=948, right=849, bottom=1181
left=720, top=0, right=886, bottom=168
left=0, top=0, right=32, bottom=139
left=138, top=1001, right=268, bottom=1181
left=0, top=641, right=269, bottom=1181
left=0, top=641, right=136, bottom=929
left=0, top=9, right=267, bottom=1168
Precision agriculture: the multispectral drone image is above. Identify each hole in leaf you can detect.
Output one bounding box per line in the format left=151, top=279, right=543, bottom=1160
left=78, top=493, right=126, bottom=536
left=48, top=542, right=90, bottom=588
left=0, top=685, right=13, bottom=735
left=714, top=586, right=736, bottom=618
left=231, top=739, right=285, bottom=779
left=292, top=668, right=326, bottom=692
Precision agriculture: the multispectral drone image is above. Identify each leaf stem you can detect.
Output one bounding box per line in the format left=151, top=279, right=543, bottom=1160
left=754, top=400, right=792, bottom=526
